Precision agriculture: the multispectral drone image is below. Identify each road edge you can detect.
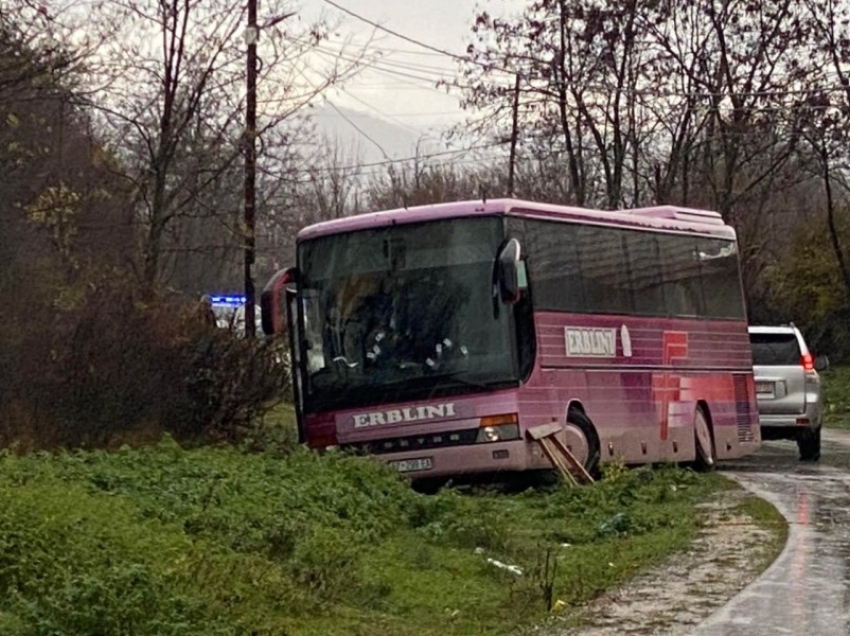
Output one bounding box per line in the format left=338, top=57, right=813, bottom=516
left=549, top=478, right=788, bottom=636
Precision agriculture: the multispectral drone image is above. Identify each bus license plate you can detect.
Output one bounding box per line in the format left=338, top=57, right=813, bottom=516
left=389, top=457, right=433, bottom=473
left=756, top=381, right=775, bottom=395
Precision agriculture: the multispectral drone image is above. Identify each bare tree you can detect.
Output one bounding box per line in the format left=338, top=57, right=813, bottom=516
left=258, top=132, right=365, bottom=270
left=798, top=0, right=850, bottom=300
left=62, top=0, right=370, bottom=291
left=0, top=1, right=96, bottom=105
left=461, top=0, right=668, bottom=208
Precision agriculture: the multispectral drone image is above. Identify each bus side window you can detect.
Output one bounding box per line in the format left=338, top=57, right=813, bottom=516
left=624, top=232, right=665, bottom=316
left=576, top=225, right=634, bottom=315
left=657, top=234, right=704, bottom=317
left=523, top=220, right=586, bottom=312
left=697, top=238, right=746, bottom=319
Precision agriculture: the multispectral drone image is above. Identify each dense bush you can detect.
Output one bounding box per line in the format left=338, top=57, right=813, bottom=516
left=0, top=276, right=285, bottom=450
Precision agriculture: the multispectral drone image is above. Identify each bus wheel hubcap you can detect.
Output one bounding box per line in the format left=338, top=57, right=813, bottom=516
left=564, top=424, right=590, bottom=466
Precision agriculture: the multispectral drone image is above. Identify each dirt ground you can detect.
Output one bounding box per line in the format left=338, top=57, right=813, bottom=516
left=551, top=489, right=783, bottom=636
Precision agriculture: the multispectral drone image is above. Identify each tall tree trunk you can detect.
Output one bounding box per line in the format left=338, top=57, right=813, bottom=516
left=821, top=143, right=850, bottom=299
left=557, top=0, right=584, bottom=205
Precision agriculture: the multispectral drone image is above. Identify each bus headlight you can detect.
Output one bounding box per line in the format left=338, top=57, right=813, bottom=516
left=475, top=423, right=520, bottom=443
left=480, top=426, right=500, bottom=442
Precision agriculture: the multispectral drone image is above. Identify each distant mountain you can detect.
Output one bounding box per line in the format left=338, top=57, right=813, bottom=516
left=307, top=102, right=443, bottom=164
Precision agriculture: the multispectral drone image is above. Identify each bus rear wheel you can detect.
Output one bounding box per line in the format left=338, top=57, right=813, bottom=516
left=565, top=408, right=601, bottom=477
left=693, top=407, right=716, bottom=471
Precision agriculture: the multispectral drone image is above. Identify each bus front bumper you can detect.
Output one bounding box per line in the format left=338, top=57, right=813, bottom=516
left=375, top=439, right=551, bottom=478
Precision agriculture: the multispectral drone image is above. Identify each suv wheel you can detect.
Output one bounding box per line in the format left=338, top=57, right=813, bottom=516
left=797, top=427, right=821, bottom=462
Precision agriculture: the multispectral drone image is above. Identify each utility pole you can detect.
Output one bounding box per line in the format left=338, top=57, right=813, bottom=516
left=508, top=73, right=520, bottom=197
left=244, top=0, right=258, bottom=337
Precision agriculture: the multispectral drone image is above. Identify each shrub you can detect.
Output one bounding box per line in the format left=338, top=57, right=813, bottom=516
left=0, top=276, right=286, bottom=450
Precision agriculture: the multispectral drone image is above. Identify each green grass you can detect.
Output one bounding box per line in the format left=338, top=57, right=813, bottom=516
left=0, top=441, right=735, bottom=636
left=822, top=365, right=850, bottom=429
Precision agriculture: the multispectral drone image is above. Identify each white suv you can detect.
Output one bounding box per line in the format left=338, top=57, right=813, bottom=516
left=748, top=325, right=825, bottom=461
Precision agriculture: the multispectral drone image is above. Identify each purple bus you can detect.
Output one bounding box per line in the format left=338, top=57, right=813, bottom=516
left=261, top=199, right=761, bottom=478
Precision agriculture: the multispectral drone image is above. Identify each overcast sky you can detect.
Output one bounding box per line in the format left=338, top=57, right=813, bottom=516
left=298, top=0, right=526, bottom=129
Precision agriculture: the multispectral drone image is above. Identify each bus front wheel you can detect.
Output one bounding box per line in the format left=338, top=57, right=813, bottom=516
left=565, top=408, right=601, bottom=477
left=693, top=407, right=716, bottom=471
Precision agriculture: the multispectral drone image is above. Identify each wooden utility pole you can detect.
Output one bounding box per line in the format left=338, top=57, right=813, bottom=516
left=244, top=0, right=258, bottom=337
left=508, top=73, right=520, bottom=197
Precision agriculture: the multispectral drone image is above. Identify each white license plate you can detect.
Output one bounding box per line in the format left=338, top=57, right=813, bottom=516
left=756, top=381, right=775, bottom=395
left=389, top=457, right=433, bottom=473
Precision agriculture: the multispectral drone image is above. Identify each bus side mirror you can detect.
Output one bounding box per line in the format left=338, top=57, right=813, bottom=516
left=497, top=238, right=528, bottom=304
left=261, top=267, right=299, bottom=335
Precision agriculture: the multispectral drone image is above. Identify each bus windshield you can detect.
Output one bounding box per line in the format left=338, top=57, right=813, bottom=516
left=298, top=216, right=517, bottom=411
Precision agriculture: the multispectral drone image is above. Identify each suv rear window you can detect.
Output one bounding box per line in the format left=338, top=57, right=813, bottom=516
left=750, top=333, right=800, bottom=365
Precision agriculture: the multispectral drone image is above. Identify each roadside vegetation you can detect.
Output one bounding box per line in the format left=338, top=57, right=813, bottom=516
left=0, top=438, right=738, bottom=636
left=822, top=365, right=850, bottom=430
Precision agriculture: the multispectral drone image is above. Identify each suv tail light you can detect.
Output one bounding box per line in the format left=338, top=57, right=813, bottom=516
left=801, top=352, right=815, bottom=372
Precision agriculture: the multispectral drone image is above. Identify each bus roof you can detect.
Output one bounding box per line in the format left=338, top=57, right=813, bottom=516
left=296, top=199, right=736, bottom=242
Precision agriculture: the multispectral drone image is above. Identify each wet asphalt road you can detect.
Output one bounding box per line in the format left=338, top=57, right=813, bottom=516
left=691, top=429, right=850, bottom=636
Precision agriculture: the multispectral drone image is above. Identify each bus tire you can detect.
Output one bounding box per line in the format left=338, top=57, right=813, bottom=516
left=693, top=406, right=716, bottom=472
left=566, top=408, right=601, bottom=477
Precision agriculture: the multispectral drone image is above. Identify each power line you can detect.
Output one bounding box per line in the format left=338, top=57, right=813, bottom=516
left=324, top=99, right=392, bottom=161
left=348, top=44, right=455, bottom=58
left=354, top=53, right=457, bottom=76
left=285, top=42, right=482, bottom=180
left=352, top=109, right=465, bottom=118
left=273, top=152, right=501, bottom=184
left=289, top=142, right=504, bottom=176
left=311, top=46, right=457, bottom=87
left=312, top=43, right=456, bottom=78
left=284, top=42, right=408, bottom=166
left=334, top=86, right=427, bottom=136
left=309, top=4, right=850, bottom=177
left=336, top=84, right=455, bottom=91
left=321, top=0, right=474, bottom=64
left=318, top=3, right=850, bottom=102
left=289, top=44, right=456, bottom=161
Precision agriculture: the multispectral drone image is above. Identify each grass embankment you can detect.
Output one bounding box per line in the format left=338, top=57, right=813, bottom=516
left=822, top=365, right=850, bottom=429
left=0, top=432, right=736, bottom=636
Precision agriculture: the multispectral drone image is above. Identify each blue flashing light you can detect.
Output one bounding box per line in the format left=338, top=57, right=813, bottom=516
left=210, top=294, right=246, bottom=307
